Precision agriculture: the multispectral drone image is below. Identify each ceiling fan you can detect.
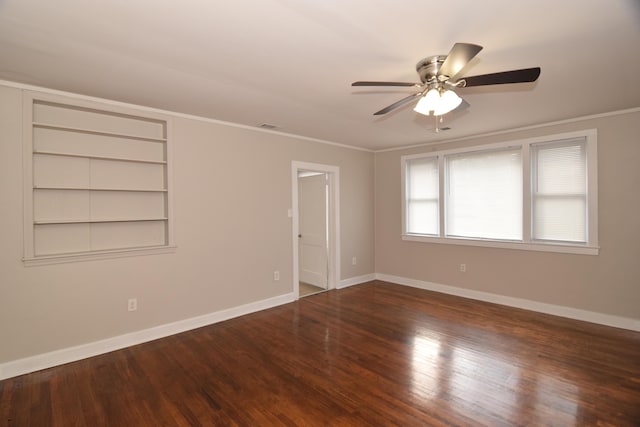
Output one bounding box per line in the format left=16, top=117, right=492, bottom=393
left=352, top=42, right=540, bottom=129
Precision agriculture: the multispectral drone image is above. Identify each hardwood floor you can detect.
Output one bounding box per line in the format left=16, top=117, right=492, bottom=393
left=2, top=281, right=639, bottom=426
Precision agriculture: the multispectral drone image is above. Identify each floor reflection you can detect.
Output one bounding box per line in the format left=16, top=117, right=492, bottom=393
left=450, top=346, right=520, bottom=419
left=411, top=333, right=441, bottom=400
left=410, top=325, right=582, bottom=425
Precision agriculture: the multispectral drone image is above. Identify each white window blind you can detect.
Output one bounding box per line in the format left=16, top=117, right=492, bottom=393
left=405, top=156, right=439, bottom=235
left=445, top=148, right=522, bottom=240
left=531, top=139, right=587, bottom=243
left=401, top=130, right=597, bottom=254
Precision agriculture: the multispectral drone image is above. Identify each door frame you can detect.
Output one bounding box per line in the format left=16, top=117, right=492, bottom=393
left=291, top=161, right=340, bottom=300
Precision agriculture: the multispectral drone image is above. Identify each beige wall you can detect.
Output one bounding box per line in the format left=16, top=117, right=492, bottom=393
left=375, top=110, right=640, bottom=320
left=0, top=84, right=375, bottom=364
left=2, top=79, right=637, bottom=369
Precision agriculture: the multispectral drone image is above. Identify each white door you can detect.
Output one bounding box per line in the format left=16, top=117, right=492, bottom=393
left=298, top=173, right=328, bottom=288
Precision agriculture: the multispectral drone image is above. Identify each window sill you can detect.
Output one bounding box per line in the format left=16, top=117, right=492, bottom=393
left=402, top=234, right=599, bottom=255
left=23, top=245, right=177, bottom=266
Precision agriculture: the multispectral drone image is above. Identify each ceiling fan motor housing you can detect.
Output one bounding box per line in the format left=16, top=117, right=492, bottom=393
left=416, top=55, right=448, bottom=84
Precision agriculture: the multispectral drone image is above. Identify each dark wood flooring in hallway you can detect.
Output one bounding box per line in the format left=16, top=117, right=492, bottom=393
left=2, top=281, right=639, bottom=426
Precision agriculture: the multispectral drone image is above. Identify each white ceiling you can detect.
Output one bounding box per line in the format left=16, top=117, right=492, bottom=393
left=1, top=0, right=639, bottom=150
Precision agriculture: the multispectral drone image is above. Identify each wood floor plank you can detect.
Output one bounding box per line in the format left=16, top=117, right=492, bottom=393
left=1, top=281, right=639, bottom=426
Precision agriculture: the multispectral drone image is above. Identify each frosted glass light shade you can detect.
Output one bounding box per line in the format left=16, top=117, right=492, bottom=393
left=434, top=90, right=462, bottom=116
left=413, top=88, right=462, bottom=116
left=413, top=88, right=440, bottom=115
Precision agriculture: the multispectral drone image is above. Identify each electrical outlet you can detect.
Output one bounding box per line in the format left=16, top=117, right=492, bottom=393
left=352, top=257, right=357, bottom=265
left=273, top=271, right=280, bottom=281
left=127, top=298, right=137, bottom=312
left=459, top=264, right=466, bottom=273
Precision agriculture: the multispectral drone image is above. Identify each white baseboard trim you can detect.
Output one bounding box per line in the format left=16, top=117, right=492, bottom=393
left=338, top=273, right=376, bottom=289
left=0, top=292, right=295, bottom=381
left=376, top=273, right=640, bottom=332
left=4, top=274, right=637, bottom=380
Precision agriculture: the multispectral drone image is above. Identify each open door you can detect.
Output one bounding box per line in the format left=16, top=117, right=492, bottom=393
left=298, top=172, right=328, bottom=289
left=292, top=161, right=340, bottom=300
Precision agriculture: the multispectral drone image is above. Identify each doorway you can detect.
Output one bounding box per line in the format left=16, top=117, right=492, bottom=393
left=292, top=161, right=340, bottom=300
left=298, top=171, right=328, bottom=296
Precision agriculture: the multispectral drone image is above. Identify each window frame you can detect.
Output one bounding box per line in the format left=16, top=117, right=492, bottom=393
left=22, top=91, right=177, bottom=266
left=530, top=138, right=588, bottom=244
left=401, top=129, right=598, bottom=255
left=404, top=154, right=440, bottom=236
left=444, top=145, right=524, bottom=241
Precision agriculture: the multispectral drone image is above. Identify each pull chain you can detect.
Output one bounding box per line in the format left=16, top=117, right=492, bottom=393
left=434, top=115, right=444, bottom=133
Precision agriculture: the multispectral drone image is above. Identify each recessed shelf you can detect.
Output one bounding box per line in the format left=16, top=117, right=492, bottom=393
left=33, top=122, right=167, bottom=143
left=33, top=186, right=168, bottom=192
left=34, top=217, right=168, bottom=225
left=33, top=150, right=166, bottom=165
left=25, top=96, right=173, bottom=261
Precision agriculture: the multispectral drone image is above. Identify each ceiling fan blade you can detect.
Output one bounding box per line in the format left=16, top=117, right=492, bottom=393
left=454, top=98, right=470, bottom=112
left=439, top=43, right=483, bottom=79
left=352, top=81, right=419, bottom=87
left=461, top=67, right=541, bottom=87
left=373, top=93, right=422, bottom=115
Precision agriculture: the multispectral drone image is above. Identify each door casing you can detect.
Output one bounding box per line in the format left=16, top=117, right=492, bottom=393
left=298, top=172, right=329, bottom=288
left=291, top=161, right=340, bottom=300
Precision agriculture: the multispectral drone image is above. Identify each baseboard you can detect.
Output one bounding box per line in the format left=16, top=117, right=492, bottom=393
left=338, top=273, right=376, bottom=289
left=4, top=274, right=637, bottom=381
left=376, top=273, right=640, bottom=332
left=0, top=292, right=295, bottom=381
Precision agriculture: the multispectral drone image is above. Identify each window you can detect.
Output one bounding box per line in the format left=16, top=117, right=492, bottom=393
left=23, top=92, right=175, bottom=265
left=446, top=148, right=522, bottom=240
left=405, top=156, right=439, bottom=235
left=402, top=130, right=598, bottom=254
left=531, top=139, right=586, bottom=243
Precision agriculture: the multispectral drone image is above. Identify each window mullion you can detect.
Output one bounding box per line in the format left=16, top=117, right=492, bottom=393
left=586, top=134, right=598, bottom=245
left=438, top=155, right=445, bottom=237
left=522, top=143, right=531, bottom=243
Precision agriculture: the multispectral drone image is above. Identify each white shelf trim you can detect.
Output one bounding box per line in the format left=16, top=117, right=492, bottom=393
left=33, top=150, right=166, bottom=164
left=33, top=186, right=168, bottom=192
left=34, top=217, right=168, bottom=225
left=33, top=122, right=166, bottom=143
left=23, top=245, right=177, bottom=266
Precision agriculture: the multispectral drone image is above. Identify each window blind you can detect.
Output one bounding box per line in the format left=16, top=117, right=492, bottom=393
left=405, top=156, right=439, bottom=235
left=531, top=139, right=587, bottom=243
left=446, top=148, right=522, bottom=240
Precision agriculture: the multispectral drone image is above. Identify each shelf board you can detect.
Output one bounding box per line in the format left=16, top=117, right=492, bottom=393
left=33, top=150, right=166, bottom=165
left=33, top=186, right=168, bottom=192
left=33, top=122, right=167, bottom=143
left=34, top=217, right=168, bottom=225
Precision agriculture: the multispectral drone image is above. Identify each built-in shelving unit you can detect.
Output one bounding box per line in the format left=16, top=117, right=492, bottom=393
left=24, top=95, right=173, bottom=260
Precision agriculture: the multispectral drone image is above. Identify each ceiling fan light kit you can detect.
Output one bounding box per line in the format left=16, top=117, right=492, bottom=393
left=352, top=42, right=541, bottom=123
left=413, top=87, right=462, bottom=116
